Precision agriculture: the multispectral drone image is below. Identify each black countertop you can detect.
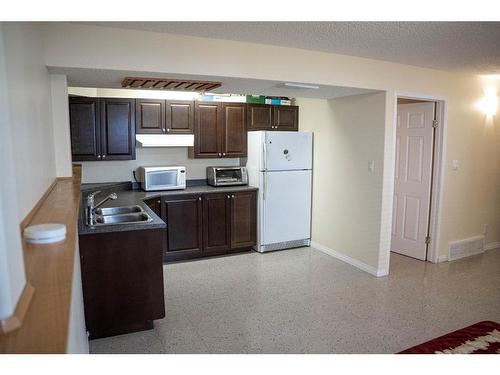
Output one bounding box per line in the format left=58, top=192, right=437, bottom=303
left=78, top=182, right=258, bottom=235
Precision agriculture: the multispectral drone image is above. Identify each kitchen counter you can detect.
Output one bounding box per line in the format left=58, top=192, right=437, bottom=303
left=78, top=182, right=258, bottom=236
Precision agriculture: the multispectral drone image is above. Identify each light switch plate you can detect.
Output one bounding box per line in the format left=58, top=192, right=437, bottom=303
left=452, top=159, right=460, bottom=170
left=368, top=160, right=375, bottom=172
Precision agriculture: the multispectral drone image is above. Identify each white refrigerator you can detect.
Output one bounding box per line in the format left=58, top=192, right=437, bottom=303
left=246, top=131, right=313, bottom=252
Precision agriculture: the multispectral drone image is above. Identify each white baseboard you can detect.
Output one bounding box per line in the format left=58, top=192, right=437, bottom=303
left=484, top=242, right=500, bottom=251
left=310, top=241, right=386, bottom=277
left=437, top=255, right=448, bottom=263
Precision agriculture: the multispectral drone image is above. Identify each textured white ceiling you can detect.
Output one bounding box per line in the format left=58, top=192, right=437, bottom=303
left=84, top=22, right=500, bottom=73
left=50, top=67, right=376, bottom=99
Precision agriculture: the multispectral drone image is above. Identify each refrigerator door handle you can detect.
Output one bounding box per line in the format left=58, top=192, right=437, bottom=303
left=263, top=141, right=267, bottom=171
left=263, top=173, right=267, bottom=200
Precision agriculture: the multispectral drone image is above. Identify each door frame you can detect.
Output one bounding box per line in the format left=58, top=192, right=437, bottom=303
left=391, top=92, right=447, bottom=263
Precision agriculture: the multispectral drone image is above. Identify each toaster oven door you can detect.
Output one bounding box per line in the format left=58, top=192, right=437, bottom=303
left=215, top=168, right=244, bottom=185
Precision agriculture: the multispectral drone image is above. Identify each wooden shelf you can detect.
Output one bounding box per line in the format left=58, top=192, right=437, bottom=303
left=0, top=166, right=82, bottom=353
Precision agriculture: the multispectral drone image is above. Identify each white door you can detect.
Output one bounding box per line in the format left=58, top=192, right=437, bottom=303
left=264, top=131, right=313, bottom=171
left=391, top=102, right=435, bottom=260
left=261, top=170, right=312, bottom=245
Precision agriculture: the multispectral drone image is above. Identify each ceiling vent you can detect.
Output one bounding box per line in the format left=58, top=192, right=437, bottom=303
left=121, top=77, right=221, bottom=91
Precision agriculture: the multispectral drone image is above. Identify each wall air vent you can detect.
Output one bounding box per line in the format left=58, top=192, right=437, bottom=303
left=121, top=77, right=222, bottom=92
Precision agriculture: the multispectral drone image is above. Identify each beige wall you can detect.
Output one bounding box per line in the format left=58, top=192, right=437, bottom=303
left=298, top=94, right=386, bottom=271
left=41, top=23, right=500, bottom=272
left=80, top=147, right=239, bottom=183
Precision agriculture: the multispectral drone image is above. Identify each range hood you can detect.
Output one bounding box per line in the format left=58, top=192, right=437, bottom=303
left=136, top=134, right=194, bottom=147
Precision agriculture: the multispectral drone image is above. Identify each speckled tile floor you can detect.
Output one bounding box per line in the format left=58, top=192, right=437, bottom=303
left=89, top=247, right=500, bottom=354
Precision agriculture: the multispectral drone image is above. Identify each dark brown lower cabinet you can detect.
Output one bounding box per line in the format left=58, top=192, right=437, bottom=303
left=203, top=193, right=231, bottom=254
left=163, top=194, right=203, bottom=262
left=230, top=191, right=257, bottom=249
left=144, top=196, right=161, bottom=217
left=79, top=229, right=165, bottom=339
left=163, top=190, right=257, bottom=262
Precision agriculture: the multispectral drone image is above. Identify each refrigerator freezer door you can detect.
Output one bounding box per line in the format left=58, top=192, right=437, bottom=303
left=264, top=131, right=313, bottom=171
left=261, top=170, right=312, bottom=245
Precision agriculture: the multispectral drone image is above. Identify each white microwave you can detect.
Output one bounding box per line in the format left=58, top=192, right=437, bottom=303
left=137, top=166, right=186, bottom=191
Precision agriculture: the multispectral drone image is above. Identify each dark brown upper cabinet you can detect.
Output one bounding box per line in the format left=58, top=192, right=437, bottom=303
left=191, top=102, right=224, bottom=158
left=136, top=99, right=165, bottom=134
left=247, top=104, right=273, bottom=131
left=191, top=102, right=247, bottom=158
left=135, top=99, right=194, bottom=134
left=247, top=104, right=298, bottom=131
left=222, top=103, right=247, bottom=158
left=274, top=105, right=299, bottom=131
left=166, top=100, right=194, bottom=134
left=69, top=97, right=100, bottom=161
left=100, top=98, right=136, bottom=161
left=69, top=96, right=135, bottom=161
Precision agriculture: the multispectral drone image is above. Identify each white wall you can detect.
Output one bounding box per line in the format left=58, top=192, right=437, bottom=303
left=0, top=24, right=88, bottom=349
left=298, top=94, right=386, bottom=271
left=0, top=22, right=57, bottom=320
left=4, top=23, right=56, bottom=220
left=0, top=25, right=26, bottom=320
left=66, top=243, right=89, bottom=354
left=80, top=147, right=240, bottom=183
left=51, top=74, right=72, bottom=177
left=41, top=23, right=500, bottom=271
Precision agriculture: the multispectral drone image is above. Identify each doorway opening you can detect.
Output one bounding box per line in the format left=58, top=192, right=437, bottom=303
left=390, top=95, right=446, bottom=263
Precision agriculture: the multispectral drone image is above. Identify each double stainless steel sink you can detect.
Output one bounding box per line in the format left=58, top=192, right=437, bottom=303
left=90, top=205, right=153, bottom=226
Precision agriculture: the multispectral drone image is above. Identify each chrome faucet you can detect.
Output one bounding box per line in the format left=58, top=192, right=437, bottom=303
left=86, top=190, right=118, bottom=225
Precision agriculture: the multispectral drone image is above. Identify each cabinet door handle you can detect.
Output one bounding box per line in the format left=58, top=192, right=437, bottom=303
left=231, top=194, right=235, bottom=198
left=97, top=155, right=101, bottom=159
left=218, top=153, right=222, bottom=157
left=227, top=195, right=230, bottom=199
left=222, top=152, right=226, bottom=156
left=157, top=200, right=160, bottom=204
left=198, top=197, right=202, bottom=201
left=166, top=128, right=170, bottom=132
left=102, top=154, right=106, bottom=159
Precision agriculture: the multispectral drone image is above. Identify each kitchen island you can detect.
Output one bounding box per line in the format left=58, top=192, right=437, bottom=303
left=78, top=181, right=257, bottom=339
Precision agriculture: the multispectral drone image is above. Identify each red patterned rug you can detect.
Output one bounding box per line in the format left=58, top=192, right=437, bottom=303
left=399, top=321, right=500, bottom=354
